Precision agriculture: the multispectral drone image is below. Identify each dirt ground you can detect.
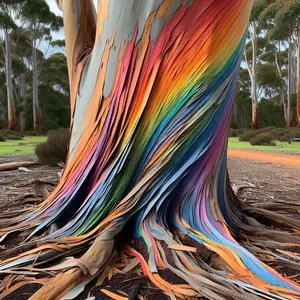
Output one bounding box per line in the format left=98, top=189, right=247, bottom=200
left=228, top=156, right=300, bottom=204
left=0, top=154, right=299, bottom=299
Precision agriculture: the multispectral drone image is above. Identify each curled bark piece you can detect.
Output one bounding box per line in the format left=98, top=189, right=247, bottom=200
left=0, top=162, right=36, bottom=172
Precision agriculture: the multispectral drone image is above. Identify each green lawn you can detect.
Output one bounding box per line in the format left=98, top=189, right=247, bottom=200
left=228, top=137, right=300, bottom=153
left=1, top=136, right=300, bottom=155
left=0, top=136, right=47, bottom=154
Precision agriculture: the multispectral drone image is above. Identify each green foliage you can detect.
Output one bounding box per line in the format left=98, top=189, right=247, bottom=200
left=269, top=128, right=290, bottom=139
left=230, top=119, right=239, bottom=129
left=51, top=39, right=65, bottom=47
left=21, top=0, right=52, bottom=24
left=229, top=129, right=239, bottom=137
left=0, top=134, right=6, bottom=141
left=279, top=134, right=292, bottom=141
left=35, top=129, right=70, bottom=165
left=25, top=84, right=70, bottom=132
left=258, top=98, right=286, bottom=128
left=0, top=12, right=16, bottom=30
left=0, top=130, right=24, bottom=140
left=239, top=131, right=258, bottom=141
left=239, top=127, right=276, bottom=141
left=280, top=128, right=300, bottom=141
left=250, top=132, right=276, bottom=146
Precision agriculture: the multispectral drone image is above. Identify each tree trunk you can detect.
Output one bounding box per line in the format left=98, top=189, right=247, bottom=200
left=32, top=35, right=40, bottom=133
left=19, top=75, right=26, bottom=131
left=4, top=29, right=16, bottom=130
left=287, top=37, right=292, bottom=128
left=274, top=42, right=289, bottom=125
left=0, top=1, right=300, bottom=300
left=297, top=34, right=300, bottom=127
left=244, top=22, right=258, bottom=130
left=251, top=21, right=258, bottom=130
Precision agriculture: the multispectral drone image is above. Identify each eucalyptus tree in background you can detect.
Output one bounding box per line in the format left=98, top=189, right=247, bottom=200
left=260, top=0, right=300, bottom=127
left=244, top=1, right=267, bottom=129
left=9, top=29, right=32, bottom=130
left=272, top=0, right=300, bottom=126
left=0, top=0, right=23, bottom=130
left=21, top=0, right=63, bottom=132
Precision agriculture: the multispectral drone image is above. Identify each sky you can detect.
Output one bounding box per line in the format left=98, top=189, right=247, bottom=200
left=46, top=0, right=98, bottom=15
left=46, top=0, right=62, bottom=17
left=44, top=0, right=64, bottom=56
left=44, top=0, right=99, bottom=56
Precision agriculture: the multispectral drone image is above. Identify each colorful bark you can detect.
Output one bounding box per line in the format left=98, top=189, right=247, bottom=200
left=0, top=1, right=300, bottom=299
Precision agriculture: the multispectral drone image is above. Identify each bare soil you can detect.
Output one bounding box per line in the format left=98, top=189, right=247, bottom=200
left=0, top=154, right=299, bottom=299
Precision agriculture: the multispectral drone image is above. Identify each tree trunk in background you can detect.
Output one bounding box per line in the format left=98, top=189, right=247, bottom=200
left=274, top=42, right=289, bottom=127
left=297, top=35, right=300, bottom=127
left=19, top=75, right=26, bottom=131
left=251, top=22, right=258, bottom=129
left=287, top=37, right=292, bottom=128
left=32, top=36, right=40, bottom=132
left=4, top=29, right=16, bottom=130
left=244, top=22, right=258, bottom=130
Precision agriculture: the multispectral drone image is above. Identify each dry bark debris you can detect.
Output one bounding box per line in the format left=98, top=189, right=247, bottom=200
left=0, top=155, right=61, bottom=213
left=0, top=155, right=299, bottom=299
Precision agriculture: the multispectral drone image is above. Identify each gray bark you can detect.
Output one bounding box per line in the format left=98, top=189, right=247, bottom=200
left=4, top=29, right=15, bottom=129
left=32, top=32, right=40, bottom=132
left=287, top=37, right=292, bottom=128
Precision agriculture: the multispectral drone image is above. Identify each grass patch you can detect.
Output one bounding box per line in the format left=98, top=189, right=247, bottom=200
left=228, top=137, right=300, bottom=153
left=0, top=136, right=47, bottom=154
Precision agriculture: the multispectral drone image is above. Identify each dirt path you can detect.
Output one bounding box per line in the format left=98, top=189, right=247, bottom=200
left=228, top=148, right=300, bottom=168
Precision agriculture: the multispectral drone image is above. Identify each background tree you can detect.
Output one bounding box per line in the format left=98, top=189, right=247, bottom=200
left=21, top=0, right=63, bottom=132
left=260, top=0, right=300, bottom=127
left=0, top=0, right=24, bottom=130
left=244, top=0, right=268, bottom=129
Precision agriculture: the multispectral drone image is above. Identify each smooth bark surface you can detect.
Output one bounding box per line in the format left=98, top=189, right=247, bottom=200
left=244, top=21, right=258, bottom=129
left=297, top=35, right=300, bottom=127
left=287, top=37, right=292, bottom=128
left=4, top=29, right=16, bottom=130
left=32, top=35, right=40, bottom=133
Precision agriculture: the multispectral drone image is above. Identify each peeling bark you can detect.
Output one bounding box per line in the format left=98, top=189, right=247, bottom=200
left=0, top=1, right=300, bottom=300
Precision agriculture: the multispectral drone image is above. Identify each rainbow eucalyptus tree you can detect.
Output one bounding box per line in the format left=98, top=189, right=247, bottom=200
left=0, top=1, right=300, bottom=299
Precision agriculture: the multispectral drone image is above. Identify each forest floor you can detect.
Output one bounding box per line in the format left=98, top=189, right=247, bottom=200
left=0, top=154, right=299, bottom=299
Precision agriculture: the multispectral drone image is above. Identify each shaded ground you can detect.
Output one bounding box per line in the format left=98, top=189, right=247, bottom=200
left=0, top=154, right=299, bottom=299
